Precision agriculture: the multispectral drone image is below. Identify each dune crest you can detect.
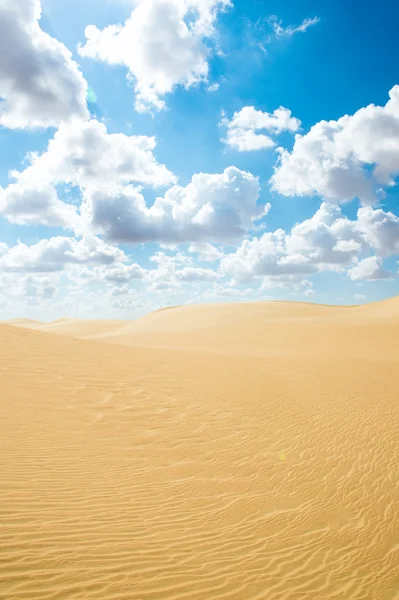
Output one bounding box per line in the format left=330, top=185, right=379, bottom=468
left=1, top=299, right=398, bottom=599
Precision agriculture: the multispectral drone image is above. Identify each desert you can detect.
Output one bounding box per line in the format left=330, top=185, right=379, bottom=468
left=1, top=299, right=398, bottom=599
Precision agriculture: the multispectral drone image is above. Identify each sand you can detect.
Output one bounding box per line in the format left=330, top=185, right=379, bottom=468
left=1, top=299, right=398, bottom=599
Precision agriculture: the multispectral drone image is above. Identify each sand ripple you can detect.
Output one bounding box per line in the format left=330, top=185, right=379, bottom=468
left=1, top=302, right=399, bottom=599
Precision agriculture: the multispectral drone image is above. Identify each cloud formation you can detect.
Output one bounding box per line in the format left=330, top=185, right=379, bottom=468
left=0, top=236, right=126, bottom=273
left=78, top=0, right=230, bottom=112
left=348, top=257, right=392, bottom=281
left=221, top=202, right=399, bottom=284
left=0, top=0, right=88, bottom=128
left=222, top=106, right=300, bottom=152
left=83, top=166, right=268, bottom=244
left=268, top=15, right=320, bottom=39
left=0, top=119, right=175, bottom=229
left=271, top=86, right=399, bottom=205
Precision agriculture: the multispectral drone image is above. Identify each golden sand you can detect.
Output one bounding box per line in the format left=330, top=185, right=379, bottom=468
left=1, top=299, right=398, bottom=599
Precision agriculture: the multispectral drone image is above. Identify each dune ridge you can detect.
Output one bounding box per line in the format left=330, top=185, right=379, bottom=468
left=1, top=299, right=398, bottom=599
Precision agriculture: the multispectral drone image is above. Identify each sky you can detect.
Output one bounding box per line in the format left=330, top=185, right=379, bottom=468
left=1, top=0, right=399, bottom=320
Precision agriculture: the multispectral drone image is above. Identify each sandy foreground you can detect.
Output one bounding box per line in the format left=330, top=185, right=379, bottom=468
left=1, top=300, right=398, bottom=600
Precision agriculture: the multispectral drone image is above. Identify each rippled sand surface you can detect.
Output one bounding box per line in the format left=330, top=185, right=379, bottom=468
left=1, top=300, right=399, bottom=599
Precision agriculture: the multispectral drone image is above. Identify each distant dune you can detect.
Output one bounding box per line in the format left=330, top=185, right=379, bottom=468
left=1, top=299, right=398, bottom=599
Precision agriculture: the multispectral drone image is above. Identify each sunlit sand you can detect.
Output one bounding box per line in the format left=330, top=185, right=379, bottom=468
left=1, top=299, right=398, bottom=599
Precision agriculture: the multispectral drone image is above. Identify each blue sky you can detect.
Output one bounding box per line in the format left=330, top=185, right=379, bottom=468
left=1, top=0, right=399, bottom=319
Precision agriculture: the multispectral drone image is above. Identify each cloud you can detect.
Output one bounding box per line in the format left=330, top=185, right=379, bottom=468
left=304, top=288, right=315, bottom=297
left=0, top=0, right=88, bottom=128
left=175, top=266, right=218, bottom=281
left=96, top=263, right=146, bottom=284
left=78, top=0, right=231, bottom=113
left=12, top=119, right=175, bottom=190
left=221, top=203, right=362, bottom=282
left=354, top=294, right=366, bottom=301
left=356, top=206, right=399, bottom=255
left=268, top=15, right=320, bottom=39
left=271, top=85, right=399, bottom=205
left=18, top=275, right=57, bottom=299
left=0, top=236, right=126, bottom=273
left=221, top=106, right=300, bottom=152
left=0, top=271, right=60, bottom=303
left=202, top=282, right=258, bottom=300
left=221, top=201, right=399, bottom=285
left=348, top=256, right=392, bottom=281
left=0, top=182, right=80, bottom=228
left=140, top=250, right=219, bottom=291
left=83, top=166, right=269, bottom=244
left=1, top=119, right=175, bottom=228
left=188, top=242, right=224, bottom=261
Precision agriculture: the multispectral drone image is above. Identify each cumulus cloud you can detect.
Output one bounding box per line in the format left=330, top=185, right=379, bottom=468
left=0, top=0, right=88, bottom=128
left=175, top=266, right=218, bottom=281
left=0, top=182, right=80, bottom=228
left=18, top=275, right=57, bottom=299
left=134, top=250, right=219, bottom=291
left=0, top=236, right=126, bottom=273
left=78, top=0, right=231, bottom=112
left=1, top=119, right=175, bottom=228
left=222, top=106, right=300, bottom=152
left=83, top=166, right=268, bottom=244
left=271, top=85, right=399, bottom=205
left=96, top=263, right=146, bottom=284
left=12, top=119, right=175, bottom=190
left=221, top=203, right=362, bottom=282
left=188, top=242, right=224, bottom=261
left=356, top=206, right=399, bottom=256
left=221, top=202, right=399, bottom=284
left=0, top=271, right=60, bottom=304
left=348, top=256, right=392, bottom=281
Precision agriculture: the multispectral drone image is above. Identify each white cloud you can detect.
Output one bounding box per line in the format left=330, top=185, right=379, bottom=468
left=0, top=271, right=60, bottom=304
left=78, top=0, right=230, bottom=113
left=12, top=119, right=175, bottom=190
left=268, top=15, right=320, bottom=39
left=271, top=85, right=399, bottom=205
left=0, top=236, right=126, bottom=273
left=348, top=256, right=392, bottom=281
left=202, top=282, right=257, bottom=300
left=0, top=0, right=88, bottom=128
left=108, top=289, right=139, bottom=310
left=222, top=106, right=300, bottom=152
left=221, top=201, right=399, bottom=285
left=221, top=203, right=362, bottom=283
left=188, top=242, right=224, bottom=261
left=259, top=275, right=313, bottom=290
left=18, top=275, right=57, bottom=299
left=304, top=288, right=315, bottom=297
left=1, top=119, right=175, bottom=228
left=356, top=206, right=399, bottom=255
left=0, top=182, right=79, bottom=228
left=150, top=251, right=192, bottom=267
left=176, top=266, right=218, bottom=281
left=354, top=294, right=366, bottom=301
left=83, top=166, right=268, bottom=244
left=97, top=263, right=146, bottom=284
left=140, top=250, right=220, bottom=291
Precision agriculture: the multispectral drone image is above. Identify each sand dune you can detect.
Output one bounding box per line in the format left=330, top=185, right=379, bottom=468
left=1, top=300, right=398, bottom=599
left=9, top=317, right=128, bottom=339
